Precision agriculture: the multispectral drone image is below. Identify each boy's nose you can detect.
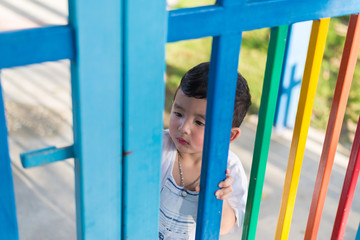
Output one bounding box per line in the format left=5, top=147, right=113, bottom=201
left=179, top=119, right=191, bottom=134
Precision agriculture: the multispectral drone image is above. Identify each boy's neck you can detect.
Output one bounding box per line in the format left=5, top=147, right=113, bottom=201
left=178, top=151, right=202, bottom=166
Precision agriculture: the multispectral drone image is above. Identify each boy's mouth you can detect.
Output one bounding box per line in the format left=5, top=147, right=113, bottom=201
left=177, top=137, right=189, bottom=145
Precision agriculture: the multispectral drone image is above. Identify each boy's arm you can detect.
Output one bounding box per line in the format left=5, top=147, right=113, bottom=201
left=196, top=168, right=244, bottom=235
left=215, top=168, right=237, bottom=235
left=220, top=199, right=236, bottom=235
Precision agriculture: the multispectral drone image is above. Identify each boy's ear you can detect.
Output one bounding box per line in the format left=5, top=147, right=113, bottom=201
left=230, top=127, right=241, bottom=143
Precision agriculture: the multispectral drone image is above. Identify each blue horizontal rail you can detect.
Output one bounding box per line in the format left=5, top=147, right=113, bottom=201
left=20, top=145, right=74, bottom=168
left=168, top=0, right=360, bottom=42
left=1, top=0, right=359, bottom=68
left=0, top=25, right=74, bottom=69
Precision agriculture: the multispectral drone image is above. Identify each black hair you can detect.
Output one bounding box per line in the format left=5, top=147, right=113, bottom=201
left=175, top=62, right=251, bottom=127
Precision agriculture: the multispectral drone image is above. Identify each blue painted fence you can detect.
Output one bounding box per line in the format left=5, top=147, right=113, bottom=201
left=0, top=76, right=19, bottom=239
left=0, top=0, right=360, bottom=239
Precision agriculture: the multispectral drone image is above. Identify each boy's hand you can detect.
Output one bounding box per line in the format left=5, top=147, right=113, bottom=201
left=194, top=168, right=234, bottom=200
left=215, top=168, right=233, bottom=200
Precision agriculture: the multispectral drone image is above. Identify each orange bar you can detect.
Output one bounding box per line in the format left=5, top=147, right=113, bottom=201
left=305, top=14, right=360, bottom=240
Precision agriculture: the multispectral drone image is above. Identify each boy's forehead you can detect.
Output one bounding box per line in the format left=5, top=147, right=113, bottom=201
left=173, top=89, right=207, bottom=116
left=174, top=89, right=207, bottom=103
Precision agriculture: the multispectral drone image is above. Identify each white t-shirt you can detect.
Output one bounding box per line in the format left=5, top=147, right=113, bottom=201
left=159, top=130, right=248, bottom=240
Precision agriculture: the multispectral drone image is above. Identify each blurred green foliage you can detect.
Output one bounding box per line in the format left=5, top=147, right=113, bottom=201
left=166, top=29, right=269, bottom=115
left=166, top=1, right=360, bottom=148
left=314, top=16, right=360, bottom=147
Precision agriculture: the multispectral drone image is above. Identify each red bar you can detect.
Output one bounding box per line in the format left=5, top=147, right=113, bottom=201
left=331, top=115, right=360, bottom=239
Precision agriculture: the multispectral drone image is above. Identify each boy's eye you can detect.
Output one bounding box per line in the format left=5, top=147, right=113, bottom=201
left=174, top=112, right=182, bottom=117
left=195, top=120, right=205, bottom=126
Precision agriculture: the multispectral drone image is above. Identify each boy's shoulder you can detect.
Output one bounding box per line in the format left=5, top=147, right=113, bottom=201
left=162, top=129, right=176, bottom=157
left=161, top=130, right=176, bottom=184
left=163, top=129, right=170, bottom=138
left=228, top=150, right=241, bottom=165
left=162, top=129, right=173, bottom=149
left=227, top=150, right=247, bottom=180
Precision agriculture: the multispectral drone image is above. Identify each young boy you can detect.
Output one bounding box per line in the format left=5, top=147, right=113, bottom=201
left=159, top=62, right=251, bottom=240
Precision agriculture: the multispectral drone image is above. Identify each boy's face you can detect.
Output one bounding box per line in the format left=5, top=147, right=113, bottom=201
left=169, top=89, right=207, bottom=157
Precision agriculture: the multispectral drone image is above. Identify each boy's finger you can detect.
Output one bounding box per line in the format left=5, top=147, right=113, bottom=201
left=215, top=190, right=232, bottom=200
left=222, top=193, right=231, bottom=200
left=222, top=186, right=233, bottom=195
left=226, top=176, right=234, bottom=186
left=195, top=186, right=200, bottom=192
left=218, top=192, right=232, bottom=200
left=215, top=186, right=233, bottom=199
left=218, top=176, right=234, bottom=188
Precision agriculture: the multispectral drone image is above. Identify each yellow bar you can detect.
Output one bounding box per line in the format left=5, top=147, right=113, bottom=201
left=275, top=18, right=330, bottom=240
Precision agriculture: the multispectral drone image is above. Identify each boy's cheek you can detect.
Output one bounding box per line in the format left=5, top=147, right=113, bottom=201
left=168, top=117, right=177, bottom=132
left=193, top=132, right=205, bottom=150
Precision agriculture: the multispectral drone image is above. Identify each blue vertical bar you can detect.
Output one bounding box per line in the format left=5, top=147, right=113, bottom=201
left=0, top=75, right=19, bottom=240
left=274, top=21, right=312, bottom=129
left=195, top=33, right=242, bottom=239
left=68, top=0, right=122, bottom=239
left=356, top=222, right=360, bottom=240
left=122, top=0, right=167, bottom=239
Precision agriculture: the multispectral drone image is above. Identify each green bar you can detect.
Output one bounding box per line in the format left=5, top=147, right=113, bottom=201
left=242, top=25, right=289, bottom=240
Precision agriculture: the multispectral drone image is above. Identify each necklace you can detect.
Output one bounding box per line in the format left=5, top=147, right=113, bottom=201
left=177, top=152, right=200, bottom=197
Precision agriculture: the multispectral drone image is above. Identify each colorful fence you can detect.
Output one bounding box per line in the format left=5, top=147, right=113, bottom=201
left=0, top=0, right=360, bottom=239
